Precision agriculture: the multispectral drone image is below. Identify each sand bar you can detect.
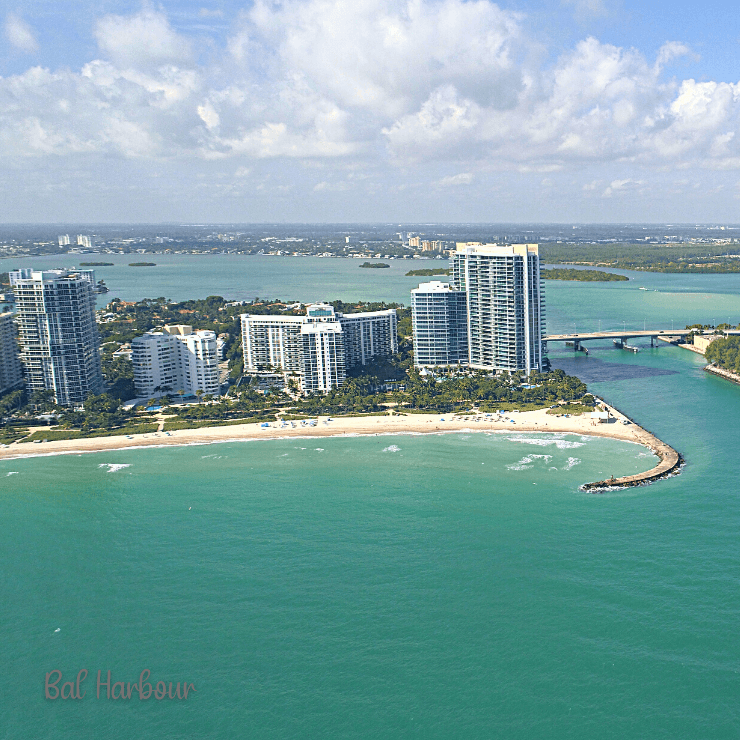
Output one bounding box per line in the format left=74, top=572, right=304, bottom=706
left=0, top=405, right=682, bottom=490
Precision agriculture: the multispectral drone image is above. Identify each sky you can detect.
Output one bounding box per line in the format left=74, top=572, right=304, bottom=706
left=1, top=0, right=740, bottom=223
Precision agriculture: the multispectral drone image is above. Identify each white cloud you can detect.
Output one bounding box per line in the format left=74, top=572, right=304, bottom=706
left=5, top=12, right=38, bottom=53
left=602, top=178, right=644, bottom=197
left=94, top=9, right=192, bottom=68
left=438, top=172, right=474, bottom=186
left=1, top=1, right=740, bottom=220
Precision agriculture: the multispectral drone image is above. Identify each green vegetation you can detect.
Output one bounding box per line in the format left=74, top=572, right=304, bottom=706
left=540, top=243, right=740, bottom=274
left=163, top=415, right=277, bottom=431
left=359, top=262, right=390, bottom=268
left=21, top=423, right=159, bottom=443
left=546, top=401, right=597, bottom=415
left=541, top=268, right=628, bottom=282
left=128, top=262, right=157, bottom=266
left=79, top=261, right=114, bottom=266
left=405, top=268, right=450, bottom=276
left=0, top=427, right=30, bottom=445
left=706, top=336, right=740, bottom=374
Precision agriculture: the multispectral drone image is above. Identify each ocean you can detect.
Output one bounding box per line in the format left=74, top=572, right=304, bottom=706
left=1, top=257, right=739, bottom=738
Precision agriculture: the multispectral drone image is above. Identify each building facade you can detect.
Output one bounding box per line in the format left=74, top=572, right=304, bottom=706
left=10, top=268, right=103, bottom=406
left=0, top=312, right=23, bottom=394
left=240, top=304, right=397, bottom=393
left=132, top=325, right=220, bottom=399
left=451, top=243, right=545, bottom=374
left=339, top=309, right=398, bottom=368
left=411, top=281, right=468, bottom=367
left=300, top=321, right=346, bottom=393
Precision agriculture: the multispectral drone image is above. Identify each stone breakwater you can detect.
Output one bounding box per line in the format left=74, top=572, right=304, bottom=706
left=704, top=363, right=740, bottom=386
left=581, top=420, right=683, bottom=492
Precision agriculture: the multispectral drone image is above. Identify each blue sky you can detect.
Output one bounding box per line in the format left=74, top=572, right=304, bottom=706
left=1, top=0, right=739, bottom=222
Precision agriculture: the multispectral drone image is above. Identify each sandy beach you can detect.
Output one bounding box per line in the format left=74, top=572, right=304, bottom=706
left=0, top=405, right=660, bottom=460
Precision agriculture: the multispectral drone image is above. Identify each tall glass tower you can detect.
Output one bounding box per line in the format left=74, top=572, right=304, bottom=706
left=10, top=268, right=103, bottom=406
left=411, top=281, right=468, bottom=367
left=451, top=243, right=546, bottom=374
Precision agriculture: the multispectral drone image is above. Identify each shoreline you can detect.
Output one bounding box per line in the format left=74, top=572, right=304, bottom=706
left=704, top=363, right=740, bottom=386
left=0, top=406, right=681, bottom=490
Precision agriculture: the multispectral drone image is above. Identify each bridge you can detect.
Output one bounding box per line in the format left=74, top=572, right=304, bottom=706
left=543, top=329, right=691, bottom=353
left=543, top=328, right=740, bottom=353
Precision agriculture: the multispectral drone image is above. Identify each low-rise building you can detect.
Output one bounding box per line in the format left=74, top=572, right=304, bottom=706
left=693, top=334, right=721, bottom=353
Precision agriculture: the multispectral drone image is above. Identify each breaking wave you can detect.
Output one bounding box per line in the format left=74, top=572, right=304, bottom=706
left=507, top=454, right=553, bottom=471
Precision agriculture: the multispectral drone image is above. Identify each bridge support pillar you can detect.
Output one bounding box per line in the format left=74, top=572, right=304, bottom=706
left=573, top=340, right=581, bottom=352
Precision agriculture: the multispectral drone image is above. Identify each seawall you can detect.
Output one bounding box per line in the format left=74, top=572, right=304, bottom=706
left=705, top=363, right=740, bottom=386
left=581, top=416, right=683, bottom=492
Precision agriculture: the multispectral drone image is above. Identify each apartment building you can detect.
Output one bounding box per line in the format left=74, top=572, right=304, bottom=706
left=0, top=312, right=23, bottom=394
left=451, top=243, right=545, bottom=374
left=411, top=281, right=468, bottom=367
left=132, top=325, right=220, bottom=399
left=241, top=304, right=397, bottom=393
left=10, top=268, right=103, bottom=406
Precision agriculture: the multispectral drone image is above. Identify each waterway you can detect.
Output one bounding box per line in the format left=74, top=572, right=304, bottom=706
left=1, top=258, right=739, bottom=738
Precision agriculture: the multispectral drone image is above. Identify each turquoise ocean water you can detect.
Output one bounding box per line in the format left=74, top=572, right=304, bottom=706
left=1, top=258, right=740, bottom=738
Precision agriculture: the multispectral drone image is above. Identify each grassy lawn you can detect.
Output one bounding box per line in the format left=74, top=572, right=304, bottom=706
left=0, top=428, right=30, bottom=444
left=546, top=403, right=595, bottom=416
left=163, top=416, right=277, bottom=431
left=20, top=423, right=160, bottom=443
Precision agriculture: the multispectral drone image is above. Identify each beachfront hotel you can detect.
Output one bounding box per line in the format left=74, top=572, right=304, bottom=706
left=0, top=312, right=23, bottom=394
left=411, top=281, right=469, bottom=367
left=132, top=325, right=220, bottom=399
left=241, top=304, right=397, bottom=393
left=10, top=268, right=103, bottom=406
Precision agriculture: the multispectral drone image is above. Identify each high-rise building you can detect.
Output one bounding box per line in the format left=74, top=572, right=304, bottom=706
left=411, top=281, right=468, bottom=367
left=451, top=243, right=545, bottom=374
left=408, top=236, right=421, bottom=248
left=240, top=304, right=397, bottom=393
left=0, top=312, right=23, bottom=394
left=76, top=235, right=93, bottom=248
left=241, top=315, right=304, bottom=374
left=58, top=234, right=70, bottom=247
left=9, top=268, right=103, bottom=406
left=339, top=309, right=398, bottom=368
left=300, top=321, right=346, bottom=393
left=131, top=325, right=220, bottom=399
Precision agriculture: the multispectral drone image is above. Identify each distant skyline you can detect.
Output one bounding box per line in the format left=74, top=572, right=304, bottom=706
left=1, top=0, right=739, bottom=223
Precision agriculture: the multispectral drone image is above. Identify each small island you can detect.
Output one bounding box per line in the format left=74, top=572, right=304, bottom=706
left=360, top=262, right=390, bottom=269
left=541, top=268, right=628, bottom=282
left=128, top=262, right=157, bottom=267
left=405, top=268, right=451, bottom=277
left=79, top=261, right=114, bottom=266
